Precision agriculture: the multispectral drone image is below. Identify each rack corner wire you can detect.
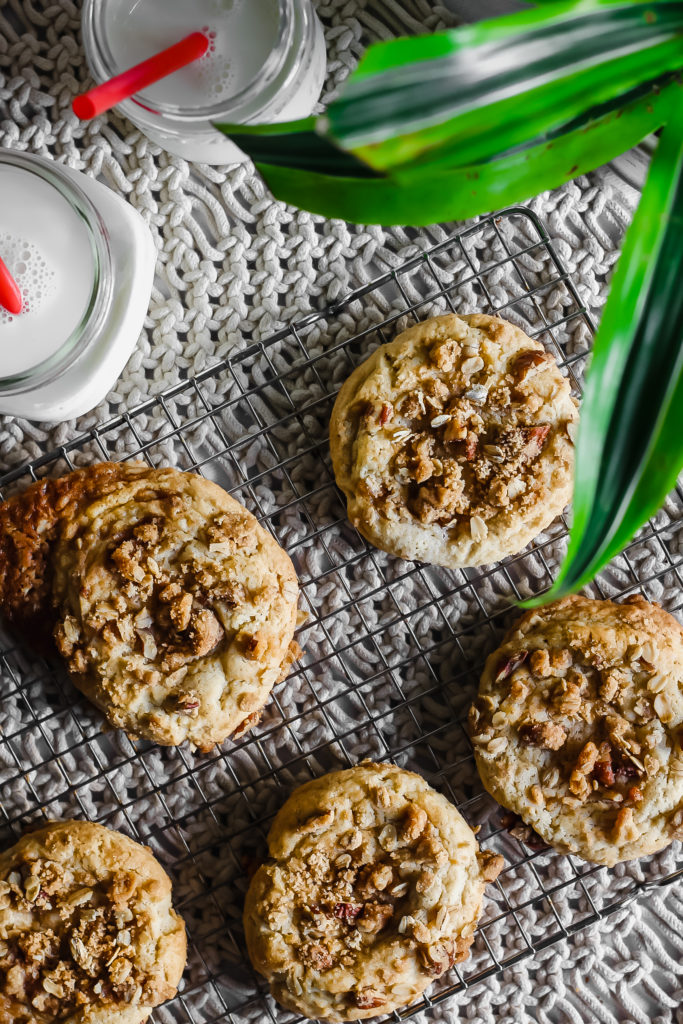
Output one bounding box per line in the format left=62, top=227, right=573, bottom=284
left=0, top=206, right=681, bottom=1024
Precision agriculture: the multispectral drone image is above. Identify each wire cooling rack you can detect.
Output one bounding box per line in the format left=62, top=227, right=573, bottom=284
left=0, top=207, right=682, bottom=1024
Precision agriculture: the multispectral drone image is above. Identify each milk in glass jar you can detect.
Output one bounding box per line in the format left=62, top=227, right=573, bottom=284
left=0, top=152, right=155, bottom=422
left=81, top=0, right=327, bottom=163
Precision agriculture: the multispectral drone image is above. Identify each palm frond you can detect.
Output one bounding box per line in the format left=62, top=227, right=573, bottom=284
left=524, top=109, right=683, bottom=604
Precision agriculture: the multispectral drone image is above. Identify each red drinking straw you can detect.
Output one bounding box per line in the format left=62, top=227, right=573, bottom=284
left=0, top=256, right=22, bottom=315
left=72, top=31, right=210, bottom=120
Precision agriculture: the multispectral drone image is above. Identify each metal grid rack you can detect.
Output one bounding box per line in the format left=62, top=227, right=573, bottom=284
left=0, top=207, right=681, bottom=1024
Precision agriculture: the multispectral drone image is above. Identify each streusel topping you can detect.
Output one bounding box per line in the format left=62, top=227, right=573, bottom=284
left=53, top=508, right=254, bottom=710
left=0, top=859, right=151, bottom=1016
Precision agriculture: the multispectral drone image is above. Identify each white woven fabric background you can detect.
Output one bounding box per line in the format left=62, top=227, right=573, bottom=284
left=0, top=2, right=681, bottom=1023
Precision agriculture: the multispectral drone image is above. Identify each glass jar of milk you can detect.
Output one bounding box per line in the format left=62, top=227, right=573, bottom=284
left=81, top=0, right=327, bottom=164
left=0, top=152, right=155, bottom=422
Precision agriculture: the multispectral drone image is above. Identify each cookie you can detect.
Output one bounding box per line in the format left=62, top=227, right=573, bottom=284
left=244, top=762, right=502, bottom=1021
left=470, top=595, right=683, bottom=866
left=0, top=820, right=186, bottom=1023
left=0, top=463, right=300, bottom=749
left=330, top=313, right=577, bottom=568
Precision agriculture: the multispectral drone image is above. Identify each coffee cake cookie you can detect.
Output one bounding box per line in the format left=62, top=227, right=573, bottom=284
left=0, top=463, right=300, bottom=749
left=470, top=595, right=683, bottom=866
left=0, top=820, right=186, bottom=1023
left=330, top=313, right=577, bottom=567
left=244, top=762, right=502, bottom=1021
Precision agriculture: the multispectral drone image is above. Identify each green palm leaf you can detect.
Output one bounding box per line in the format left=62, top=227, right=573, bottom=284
left=330, top=0, right=683, bottom=174
left=523, top=109, right=683, bottom=604
left=235, top=79, right=677, bottom=225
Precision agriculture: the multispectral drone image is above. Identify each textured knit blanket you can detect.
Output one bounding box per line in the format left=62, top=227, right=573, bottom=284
left=0, top=3, right=681, bottom=1024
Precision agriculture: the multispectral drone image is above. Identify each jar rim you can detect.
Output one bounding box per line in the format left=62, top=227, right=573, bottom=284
left=0, top=153, right=113, bottom=395
left=81, top=0, right=296, bottom=122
